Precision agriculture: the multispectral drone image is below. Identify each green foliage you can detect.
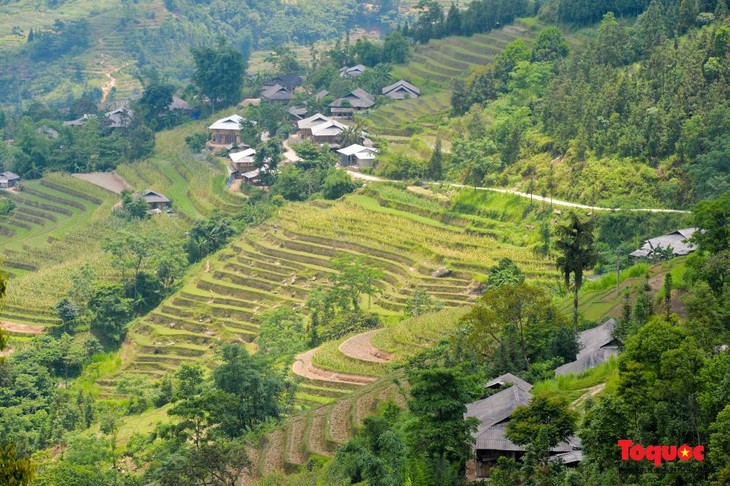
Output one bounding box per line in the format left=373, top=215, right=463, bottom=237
left=0, top=443, right=35, bottom=486
left=486, top=257, right=526, bottom=290
left=256, top=307, right=308, bottom=363
left=184, top=213, right=238, bottom=263
left=322, top=170, right=357, bottom=200
left=191, top=42, right=246, bottom=110
left=87, top=284, right=134, bottom=344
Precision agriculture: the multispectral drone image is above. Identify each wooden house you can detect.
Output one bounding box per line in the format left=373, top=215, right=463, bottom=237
left=167, top=95, right=193, bottom=113
left=330, top=89, right=376, bottom=117
left=208, top=114, right=246, bottom=149
left=261, top=84, right=294, bottom=103
left=629, top=228, right=698, bottom=259
left=464, top=376, right=582, bottom=480
left=139, top=189, right=171, bottom=211
left=263, top=73, right=303, bottom=92
left=382, top=80, right=421, bottom=100
left=337, top=144, right=378, bottom=168
left=297, top=113, right=335, bottom=139
left=0, top=171, right=21, bottom=189
left=310, top=119, right=348, bottom=145
left=228, top=148, right=257, bottom=179
left=104, top=106, right=133, bottom=128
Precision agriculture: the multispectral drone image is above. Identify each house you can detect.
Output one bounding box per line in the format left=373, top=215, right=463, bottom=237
left=310, top=119, right=348, bottom=145
left=168, top=95, right=193, bottom=113
left=63, top=114, right=96, bottom=128
left=555, top=319, right=620, bottom=376
left=382, top=80, right=421, bottom=100
left=629, top=228, right=698, bottom=259
left=297, top=113, right=336, bottom=138
left=329, top=88, right=376, bottom=117
left=0, top=171, right=21, bottom=189
left=105, top=106, right=133, bottom=128
left=208, top=114, right=246, bottom=148
left=139, top=189, right=171, bottom=211
left=484, top=373, right=532, bottom=392
left=288, top=106, right=308, bottom=120
left=228, top=148, right=257, bottom=179
left=261, top=84, right=294, bottom=103
left=337, top=144, right=379, bottom=168
left=465, top=378, right=582, bottom=480
left=240, top=168, right=263, bottom=186
left=263, top=73, right=303, bottom=92
left=339, top=64, right=368, bottom=78
left=315, top=90, right=330, bottom=101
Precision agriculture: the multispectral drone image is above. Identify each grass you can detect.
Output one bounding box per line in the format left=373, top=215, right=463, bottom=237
left=532, top=357, right=619, bottom=407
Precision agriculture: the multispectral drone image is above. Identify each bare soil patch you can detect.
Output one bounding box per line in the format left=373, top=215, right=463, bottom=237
left=1, top=321, right=44, bottom=334
left=292, top=348, right=378, bottom=385
left=72, top=172, right=133, bottom=194
left=338, top=329, right=393, bottom=363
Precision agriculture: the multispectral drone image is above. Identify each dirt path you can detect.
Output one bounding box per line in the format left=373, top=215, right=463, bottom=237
left=338, top=330, right=393, bottom=364
left=347, top=171, right=691, bottom=214
left=72, top=172, right=133, bottom=194
left=1, top=321, right=45, bottom=335
left=292, top=348, right=378, bottom=385
left=571, top=383, right=606, bottom=409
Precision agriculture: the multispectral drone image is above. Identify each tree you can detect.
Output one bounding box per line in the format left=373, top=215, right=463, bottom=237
left=139, top=81, right=175, bottom=121
left=254, top=138, right=284, bottom=185
left=486, top=258, right=525, bottom=289
left=406, top=366, right=480, bottom=481
left=427, top=139, right=443, bottom=180
left=209, top=344, right=289, bottom=437
left=0, top=444, right=35, bottom=486
left=330, top=254, right=385, bottom=310
left=531, top=27, right=569, bottom=62
left=191, top=42, right=246, bottom=110
left=554, top=211, right=598, bottom=329
left=184, top=214, right=237, bottom=263
left=382, top=32, right=409, bottom=64
left=709, top=405, right=730, bottom=483
left=404, top=288, right=440, bottom=317
left=322, top=170, right=356, bottom=200
left=255, top=307, right=307, bottom=362
left=87, top=285, right=134, bottom=344
left=54, top=298, right=80, bottom=334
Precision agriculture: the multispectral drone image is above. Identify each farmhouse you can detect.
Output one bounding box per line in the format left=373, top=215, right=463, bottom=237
left=465, top=376, right=582, bottom=480
left=340, top=64, right=368, bottom=78
left=310, top=119, right=348, bottom=145
left=105, top=106, right=133, bottom=128
left=228, top=148, right=257, bottom=179
left=263, top=73, right=304, bottom=92
left=0, top=171, right=21, bottom=189
left=208, top=114, right=246, bottom=148
left=167, top=95, right=193, bottom=113
left=484, top=373, right=532, bottom=392
left=555, top=319, right=619, bottom=376
left=337, top=144, right=378, bottom=168
left=288, top=106, right=308, bottom=120
left=261, top=84, right=294, bottom=103
left=139, top=189, right=171, bottom=211
left=63, top=114, right=96, bottom=128
left=382, top=79, right=421, bottom=99
left=629, top=228, right=698, bottom=259
left=330, top=88, right=376, bottom=117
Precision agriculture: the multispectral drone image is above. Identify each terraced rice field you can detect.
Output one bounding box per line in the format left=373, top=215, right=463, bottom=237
left=100, top=184, right=555, bottom=402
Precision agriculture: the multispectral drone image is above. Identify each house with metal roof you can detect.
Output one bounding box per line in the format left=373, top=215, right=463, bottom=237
left=0, top=171, right=21, bottom=189
left=228, top=148, right=257, bottom=179
left=105, top=106, right=133, bottom=128
left=337, top=144, right=378, bottom=168
left=208, top=114, right=247, bottom=148
left=263, top=73, right=303, bottom=91
left=382, top=80, right=421, bottom=100
left=555, top=319, right=619, bottom=376
left=484, top=373, right=533, bottom=392
left=339, top=64, right=368, bottom=78
left=465, top=382, right=582, bottom=480
left=629, top=228, right=698, bottom=259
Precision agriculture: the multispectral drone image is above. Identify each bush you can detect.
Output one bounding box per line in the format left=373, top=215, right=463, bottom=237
left=322, top=169, right=357, bottom=200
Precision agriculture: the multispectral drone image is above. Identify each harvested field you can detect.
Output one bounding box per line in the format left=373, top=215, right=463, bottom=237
left=73, top=172, right=134, bottom=194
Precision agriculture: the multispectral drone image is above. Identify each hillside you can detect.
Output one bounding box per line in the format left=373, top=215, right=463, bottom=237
left=96, top=183, right=558, bottom=401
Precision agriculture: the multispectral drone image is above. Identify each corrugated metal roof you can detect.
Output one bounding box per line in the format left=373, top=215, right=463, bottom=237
left=208, top=114, right=245, bottom=131
left=382, top=79, right=421, bottom=96
left=630, top=228, right=698, bottom=257
left=555, top=319, right=618, bottom=376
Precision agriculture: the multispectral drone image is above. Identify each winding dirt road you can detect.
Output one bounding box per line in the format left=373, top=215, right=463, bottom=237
left=292, top=348, right=377, bottom=385
left=338, top=330, right=393, bottom=364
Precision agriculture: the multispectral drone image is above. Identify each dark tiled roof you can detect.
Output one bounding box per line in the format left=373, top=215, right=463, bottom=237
left=330, top=88, right=376, bottom=109
left=140, top=189, right=170, bottom=204
left=261, top=84, right=293, bottom=101
left=382, top=79, right=421, bottom=96
left=555, top=319, right=619, bottom=376
left=485, top=373, right=532, bottom=392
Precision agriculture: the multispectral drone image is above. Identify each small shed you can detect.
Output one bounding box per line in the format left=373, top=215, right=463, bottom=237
left=229, top=148, right=257, bottom=178
left=0, top=171, right=21, bottom=188
left=139, top=189, right=171, bottom=210
left=105, top=106, right=133, bottom=128
left=168, top=95, right=193, bottom=112
left=337, top=144, right=379, bottom=168
left=382, top=80, right=421, bottom=100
